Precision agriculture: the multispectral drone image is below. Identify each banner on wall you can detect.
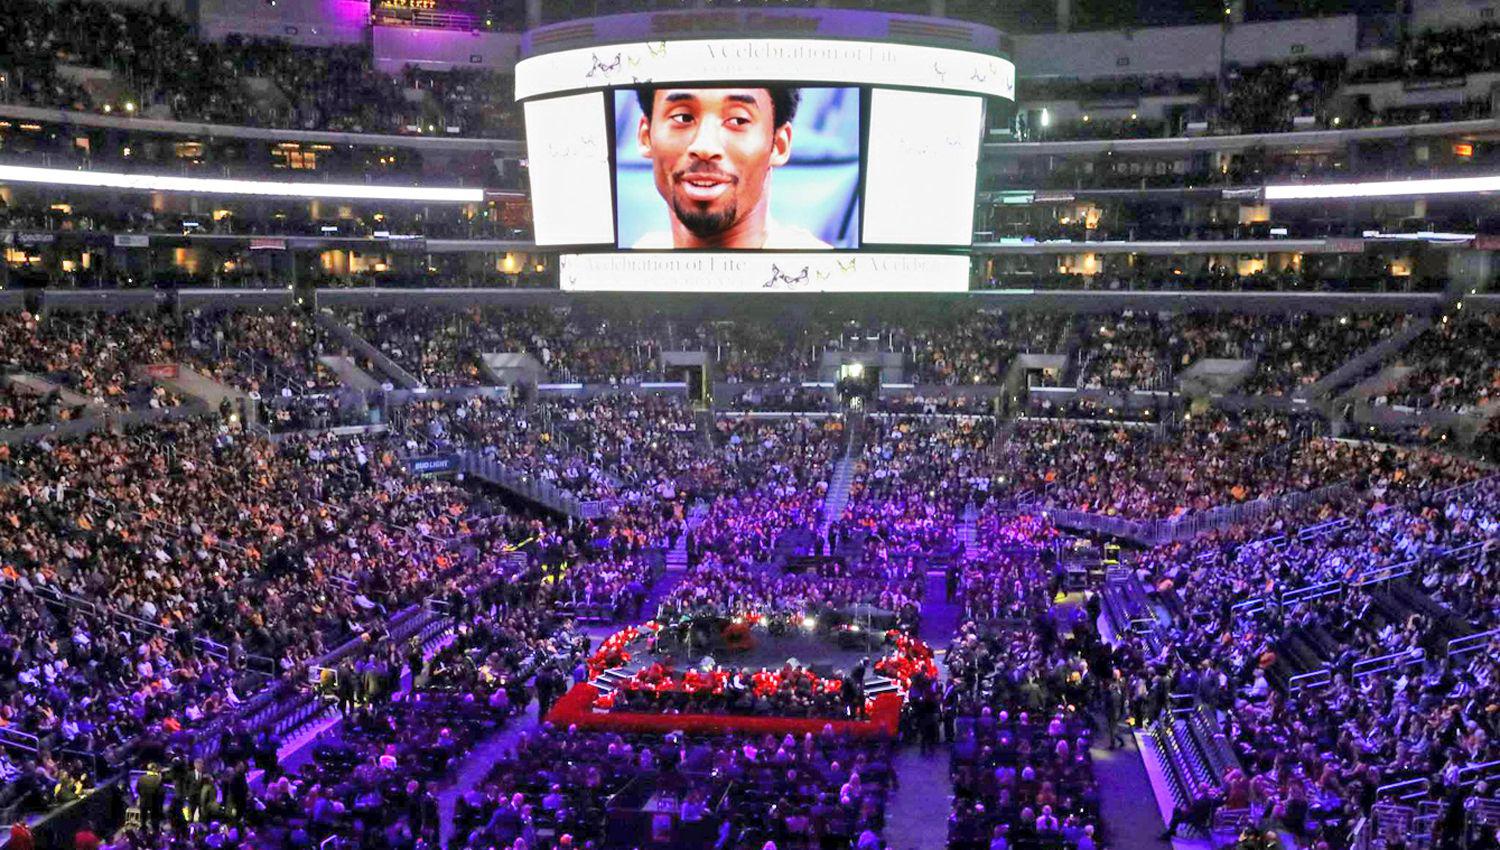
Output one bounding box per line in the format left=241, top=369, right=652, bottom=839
left=406, top=455, right=460, bottom=476
left=561, top=252, right=970, bottom=293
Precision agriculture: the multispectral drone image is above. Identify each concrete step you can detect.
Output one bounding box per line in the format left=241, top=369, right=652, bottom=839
left=1299, top=316, right=1431, bottom=401
left=318, top=354, right=383, bottom=392
left=315, top=311, right=424, bottom=390
left=134, top=363, right=248, bottom=414
left=2, top=372, right=98, bottom=410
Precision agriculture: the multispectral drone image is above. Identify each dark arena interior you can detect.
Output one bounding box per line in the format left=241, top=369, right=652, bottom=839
left=1, top=1, right=1499, bottom=850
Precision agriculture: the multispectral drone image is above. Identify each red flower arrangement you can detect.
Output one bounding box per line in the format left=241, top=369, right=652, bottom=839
left=873, top=631, right=938, bottom=691
left=586, top=621, right=659, bottom=679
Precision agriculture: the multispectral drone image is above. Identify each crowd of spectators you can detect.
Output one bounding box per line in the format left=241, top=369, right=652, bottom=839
left=339, top=307, right=671, bottom=388
left=1075, top=315, right=1171, bottom=391
left=1242, top=314, right=1405, bottom=397
left=0, top=309, right=181, bottom=415
left=687, top=416, right=841, bottom=562
left=957, top=512, right=1062, bottom=623
left=1381, top=315, right=1500, bottom=413
left=97, top=594, right=572, bottom=850
left=181, top=310, right=344, bottom=399
left=454, top=724, right=894, bottom=850
left=1016, top=23, right=1500, bottom=143
left=839, top=415, right=998, bottom=558
left=997, top=413, right=1442, bottom=519
left=0, top=0, right=521, bottom=137
left=904, top=312, right=1066, bottom=386
left=0, top=292, right=1494, bottom=850
left=1110, top=469, right=1497, bottom=846
left=0, top=414, right=547, bottom=799
left=944, top=613, right=1108, bottom=850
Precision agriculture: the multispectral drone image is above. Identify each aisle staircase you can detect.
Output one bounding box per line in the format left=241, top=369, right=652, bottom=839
left=1298, top=316, right=1432, bottom=401
left=665, top=501, right=710, bottom=572
left=1139, top=702, right=1244, bottom=841
left=958, top=502, right=979, bottom=561
left=818, top=456, right=859, bottom=539
left=314, top=310, right=424, bottom=389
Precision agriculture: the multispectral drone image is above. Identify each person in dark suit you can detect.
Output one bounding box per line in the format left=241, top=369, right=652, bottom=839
left=135, top=763, right=164, bottom=833
left=1104, top=680, right=1129, bottom=749
left=940, top=680, right=960, bottom=742
left=181, top=759, right=209, bottom=823
left=226, top=762, right=250, bottom=822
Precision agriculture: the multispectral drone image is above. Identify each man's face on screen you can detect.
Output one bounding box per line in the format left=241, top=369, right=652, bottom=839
left=638, top=88, right=792, bottom=241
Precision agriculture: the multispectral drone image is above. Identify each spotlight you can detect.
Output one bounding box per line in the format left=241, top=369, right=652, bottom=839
left=802, top=616, right=817, bottom=630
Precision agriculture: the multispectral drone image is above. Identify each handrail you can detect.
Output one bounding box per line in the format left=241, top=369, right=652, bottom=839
left=1283, top=579, right=1342, bottom=606
left=1377, top=778, right=1429, bottom=802
left=1036, top=482, right=1352, bottom=546
left=0, top=725, right=41, bottom=751
left=1450, top=627, right=1500, bottom=658
left=1457, top=759, right=1500, bottom=788
left=1446, top=540, right=1488, bottom=566
left=1352, top=647, right=1423, bottom=679
left=1352, top=560, right=1415, bottom=587
left=1433, top=473, right=1499, bottom=501
left=1287, top=668, right=1332, bottom=692
left=1348, top=814, right=1371, bottom=850
left=1298, top=517, right=1351, bottom=541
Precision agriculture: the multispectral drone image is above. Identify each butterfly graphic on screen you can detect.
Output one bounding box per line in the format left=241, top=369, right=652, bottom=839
left=763, top=264, right=810, bottom=289
left=585, top=52, right=622, bottom=78
left=647, top=41, right=668, bottom=57
left=970, top=68, right=987, bottom=83
left=837, top=258, right=857, bottom=274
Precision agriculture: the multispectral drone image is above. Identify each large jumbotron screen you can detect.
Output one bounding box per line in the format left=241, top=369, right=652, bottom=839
left=515, top=36, right=1014, bottom=292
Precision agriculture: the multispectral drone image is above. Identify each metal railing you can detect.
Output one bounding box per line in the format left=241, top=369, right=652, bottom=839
left=458, top=451, right=606, bottom=520
left=1237, top=555, right=1418, bottom=621
left=1449, top=627, right=1500, bottom=659
left=1037, top=482, right=1353, bottom=547
left=1291, top=629, right=1489, bottom=693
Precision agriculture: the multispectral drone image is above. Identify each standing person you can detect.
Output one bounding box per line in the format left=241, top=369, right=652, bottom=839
left=337, top=659, right=356, bottom=713
left=1104, top=680, right=1128, bottom=750
left=136, top=763, right=165, bottom=833
left=227, top=761, right=250, bottom=822
left=535, top=666, right=558, bottom=719
left=940, top=679, right=960, bottom=743
left=181, top=759, right=209, bottom=824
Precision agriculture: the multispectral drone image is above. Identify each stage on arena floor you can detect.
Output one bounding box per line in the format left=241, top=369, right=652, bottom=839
left=546, top=618, right=913, bottom=738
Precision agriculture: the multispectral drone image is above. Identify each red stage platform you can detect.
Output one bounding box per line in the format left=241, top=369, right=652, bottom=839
left=546, top=683, right=903, bottom=739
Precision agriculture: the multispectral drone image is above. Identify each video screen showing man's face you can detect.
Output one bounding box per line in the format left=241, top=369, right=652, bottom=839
left=638, top=87, right=791, bottom=249
left=617, top=86, right=860, bottom=251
